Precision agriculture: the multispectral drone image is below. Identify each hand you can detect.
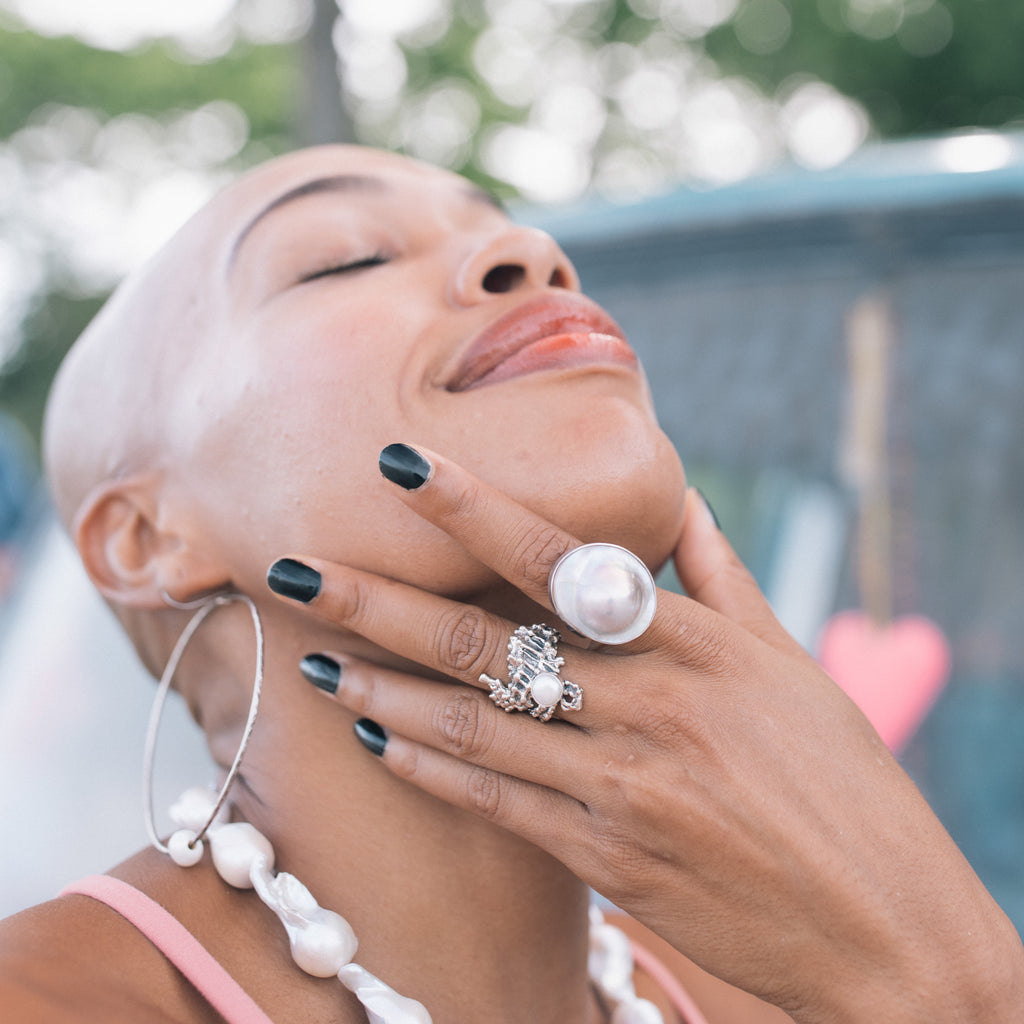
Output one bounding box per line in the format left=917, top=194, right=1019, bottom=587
left=269, top=446, right=1024, bottom=1023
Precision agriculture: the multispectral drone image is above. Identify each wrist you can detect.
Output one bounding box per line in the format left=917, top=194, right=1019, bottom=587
left=804, top=907, right=1024, bottom=1024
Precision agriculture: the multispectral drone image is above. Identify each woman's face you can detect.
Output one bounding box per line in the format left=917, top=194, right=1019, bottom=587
left=173, top=146, right=685, bottom=599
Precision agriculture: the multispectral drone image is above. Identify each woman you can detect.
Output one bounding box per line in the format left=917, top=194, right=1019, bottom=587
left=1, top=144, right=1020, bottom=1022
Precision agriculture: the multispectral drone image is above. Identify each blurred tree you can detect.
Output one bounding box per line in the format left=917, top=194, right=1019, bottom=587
left=0, top=17, right=304, bottom=450
left=704, top=0, right=1024, bottom=136
left=2, top=0, right=1022, bottom=453
left=298, top=0, right=352, bottom=144
left=341, top=0, right=1023, bottom=199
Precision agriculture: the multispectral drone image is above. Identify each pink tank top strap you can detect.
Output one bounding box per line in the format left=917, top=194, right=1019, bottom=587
left=61, top=875, right=275, bottom=1024
left=629, top=938, right=712, bottom=1024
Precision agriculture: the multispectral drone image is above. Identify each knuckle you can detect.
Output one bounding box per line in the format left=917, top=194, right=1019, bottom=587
left=435, top=605, right=501, bottom=678
left=331, top=572, right=374, bottom=627
left=432, top=690, right=493, bottom=758
left=465, top=765, right=504, bottom=821
left=505, top=521, right=573, bottom=593
left=682, top=618, right=739, bottom=677
left=437, top=478, right=482, bottom=531
left=386, top=738, right=422, bottom=781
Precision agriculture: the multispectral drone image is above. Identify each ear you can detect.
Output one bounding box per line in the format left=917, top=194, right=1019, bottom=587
left=73, top=476, right=229, bottom=610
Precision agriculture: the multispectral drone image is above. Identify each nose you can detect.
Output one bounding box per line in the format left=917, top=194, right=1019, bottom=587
left=450, top=225, right=580, bottom=306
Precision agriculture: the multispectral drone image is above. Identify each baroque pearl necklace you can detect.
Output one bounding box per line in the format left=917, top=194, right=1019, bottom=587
left=165, top=786, right=665, bottom=1024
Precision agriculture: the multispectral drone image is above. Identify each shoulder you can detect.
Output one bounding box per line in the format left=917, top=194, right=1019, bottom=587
left=609, top=913, right=797, bottom=1024
left=0, top=885, right=220, bottom=1024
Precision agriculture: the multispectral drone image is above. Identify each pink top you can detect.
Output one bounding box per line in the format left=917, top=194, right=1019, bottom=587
left=62, top=875, right=709, bottom=1024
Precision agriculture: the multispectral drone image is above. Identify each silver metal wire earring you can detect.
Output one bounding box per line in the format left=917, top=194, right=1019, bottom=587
left=142, top=591, right=264, bottom=854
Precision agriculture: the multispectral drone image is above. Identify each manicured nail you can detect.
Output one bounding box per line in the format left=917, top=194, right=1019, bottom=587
left=695, top=489, right=721, bottom=531
left=379, top=443, right=432, bottom=490
left=267, top=558, right=321, bottom=603
left=300, top=653, right=341, bottom=695
left=354, top=718, right=387, bottom=757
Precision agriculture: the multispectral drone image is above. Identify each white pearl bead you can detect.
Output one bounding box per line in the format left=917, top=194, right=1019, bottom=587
left=167, top=829, right=204, bottom=867
left=529, top=671, right=564, bottom=708
left=209, top=822, right=275, bottom=888
left=288, top=910, right=359, bottom=977
left=337, top=963, right=434, bottom=1024
left=549, top=544, right=656, bottom=644
left=169, top=787, right=219, bottom=831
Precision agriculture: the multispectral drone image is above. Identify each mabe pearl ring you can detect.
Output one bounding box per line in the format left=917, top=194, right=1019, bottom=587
left=549, top=543, right=657, bottom=644
left=481, top=624, right=582, bottom=723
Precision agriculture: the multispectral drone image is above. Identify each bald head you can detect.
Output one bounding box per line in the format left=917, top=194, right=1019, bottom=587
left=44, top=238, right=210, bottom=530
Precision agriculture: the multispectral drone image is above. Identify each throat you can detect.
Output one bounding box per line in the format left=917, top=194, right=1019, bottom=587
left=234, top=772, right=598, bottom=1023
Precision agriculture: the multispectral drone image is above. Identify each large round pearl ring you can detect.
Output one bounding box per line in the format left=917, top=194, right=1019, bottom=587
left=549, top=543, right=657, bottom=644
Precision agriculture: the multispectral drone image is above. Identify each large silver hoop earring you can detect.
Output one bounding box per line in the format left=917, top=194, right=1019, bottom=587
left=142, top=592, right=264, bottom=854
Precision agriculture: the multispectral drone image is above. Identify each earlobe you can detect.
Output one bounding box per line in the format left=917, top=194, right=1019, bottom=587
left=73, top=478, right=227, bottom=609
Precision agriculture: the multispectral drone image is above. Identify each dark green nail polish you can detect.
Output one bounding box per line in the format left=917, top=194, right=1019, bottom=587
left=696, top=489, right=721, bottom=531
left=354, top=718, right=387, bottom=757
left=267, top=558, right=321, bottom=603
left=379, top=443, right=432, bottom=490
left=300, top=654, right=341, bottom=695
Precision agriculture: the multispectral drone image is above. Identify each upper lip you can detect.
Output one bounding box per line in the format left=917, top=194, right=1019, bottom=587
left=446, top=293, right=629, bottom=391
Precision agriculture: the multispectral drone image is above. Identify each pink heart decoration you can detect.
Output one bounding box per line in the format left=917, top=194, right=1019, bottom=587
left=817, top=611, right=951, bottom=753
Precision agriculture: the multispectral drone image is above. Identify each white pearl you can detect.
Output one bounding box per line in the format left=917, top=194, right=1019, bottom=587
left=209, top=822, right=275, bottom=888
left=529, top=671, right=564, bottom=708
left=169, top=787, right=219, bottom=831
left=549, top=544, right=656, bottom=645
left=337, top=963, right=434, bottom=1024
left=288, top=910, right=359, bottom=977
left=167, top=829, right=204, bottom=867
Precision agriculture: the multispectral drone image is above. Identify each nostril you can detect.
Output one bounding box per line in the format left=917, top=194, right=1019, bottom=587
left=548, top=267, right=570, bottom=289
left=482, top=264, right=525, bottom=293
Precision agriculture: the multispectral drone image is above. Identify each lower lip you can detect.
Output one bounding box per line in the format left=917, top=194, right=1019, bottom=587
left=469, top=332, right=638, bottom=388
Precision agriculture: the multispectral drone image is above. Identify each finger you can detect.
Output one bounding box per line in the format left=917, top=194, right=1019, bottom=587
left=304, top=653, right=592, bottom=793
left=377, top=443, right=579, bottom=609
left=377, top=731, right=587, bottom=855
left=376, top=443, right=689, bottom=655
left=268, top=556, right=604, bottom=720
left=674, top=488, right=804, bottom=656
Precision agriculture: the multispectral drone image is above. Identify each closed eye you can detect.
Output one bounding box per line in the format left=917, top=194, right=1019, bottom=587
left=298, top=253, right=390, bottom=284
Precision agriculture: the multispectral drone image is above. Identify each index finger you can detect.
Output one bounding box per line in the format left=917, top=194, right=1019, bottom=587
left=377, top=443, right=692, bottom=653
left=378, top=442, right=580, bottom=611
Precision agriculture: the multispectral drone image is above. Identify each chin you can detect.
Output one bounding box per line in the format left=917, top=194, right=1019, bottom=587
left=555, top=433, right=686, bottom=573
left=486, top=401, right=687, bottom=574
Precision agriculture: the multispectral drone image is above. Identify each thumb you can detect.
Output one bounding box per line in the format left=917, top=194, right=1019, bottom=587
left=674, top=488, right=804, bottom=656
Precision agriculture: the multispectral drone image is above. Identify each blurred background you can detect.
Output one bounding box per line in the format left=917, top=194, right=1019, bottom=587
left=1, top=0, right=1022, bottom=928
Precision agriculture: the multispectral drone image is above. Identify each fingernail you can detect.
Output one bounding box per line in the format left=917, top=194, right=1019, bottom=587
left=379, top=443, right=432, bottom=490
left=267, top=558, right=321, bottom=603
left=695, top=489, right=721, bottom=531
left=300, top=653, right=341, bottom=695
left=354, top=718, right=387, bottom=757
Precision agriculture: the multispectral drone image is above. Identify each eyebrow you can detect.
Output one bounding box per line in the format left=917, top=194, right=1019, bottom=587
left=227, top=172, right=506, bottom=273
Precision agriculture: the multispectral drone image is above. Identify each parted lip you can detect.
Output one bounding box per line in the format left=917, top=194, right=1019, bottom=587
left=446, top=293, right=633, bottom=392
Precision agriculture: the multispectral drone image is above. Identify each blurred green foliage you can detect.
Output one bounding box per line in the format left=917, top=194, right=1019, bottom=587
left=381, top=0, right=1024, bottom=201
left=0, top=23, right=300, bottom=452
left=704, top=0, right=1024, bottom=135
left=0, top=27, right=296, bottom=139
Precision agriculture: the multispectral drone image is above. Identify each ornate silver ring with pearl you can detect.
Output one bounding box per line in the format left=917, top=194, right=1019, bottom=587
left=481, top=624, right=582, bottom=722
left=549, top=543, right=657, bottom=645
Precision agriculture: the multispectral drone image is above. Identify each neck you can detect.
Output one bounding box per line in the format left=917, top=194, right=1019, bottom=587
left=223, top=629, right=599, bottom=1024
